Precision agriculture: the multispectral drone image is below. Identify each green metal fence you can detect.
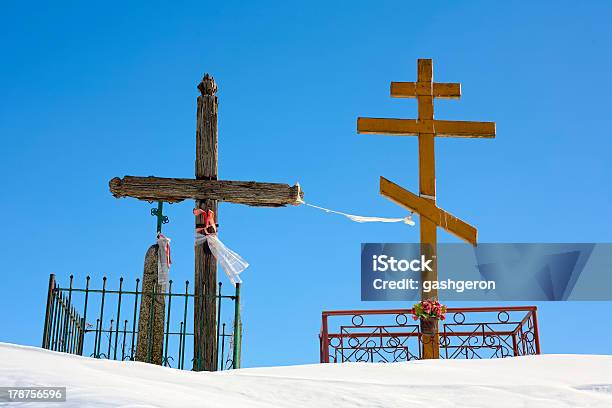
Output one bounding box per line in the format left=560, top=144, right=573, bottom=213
left=42, top=273, right=241, bottom=371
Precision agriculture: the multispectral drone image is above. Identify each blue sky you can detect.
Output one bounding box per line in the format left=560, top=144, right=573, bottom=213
left=1, top=1, right=611, bottom=367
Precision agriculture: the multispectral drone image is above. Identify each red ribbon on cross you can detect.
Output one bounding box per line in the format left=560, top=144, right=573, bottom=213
left=193, top=208, right=249, bottom=286
left=193, top=208, right=217, bottom=235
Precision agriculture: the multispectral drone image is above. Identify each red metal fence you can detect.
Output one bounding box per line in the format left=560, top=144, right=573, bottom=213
left=320, top=306, right=540, bottom=363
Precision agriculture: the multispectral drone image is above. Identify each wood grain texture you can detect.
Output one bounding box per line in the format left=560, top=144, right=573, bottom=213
left=417, top=59, right=440, bottom=359
left=380, top=176, right=477, bottom=246
left=194, top=74, right=218, bottom=372
left=357, top=118, right=495, bottom=139
left=432, top=82, right=461, bottom=99
left=196, top=74, right=218, bottom=181
left=417, top=134, right=436, bottom=202
left=417, top=59, right=433, bottom=82
left=109, top=176, right=303, bottom=207
left=357, top=118, right=419, bottom=135
left=434, top=120, right=496, bottom=138
left=391, top=82, right=461, bottom=99
left=416, top=59, right=439, bottom=324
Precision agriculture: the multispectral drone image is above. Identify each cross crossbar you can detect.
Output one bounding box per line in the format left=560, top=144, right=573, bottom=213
left=380, top=177, right=477, bottom=245
left=357, top=118, right=495, bottom=138
left=109, top=176, right=303, bottom=207
left=391, top=82, right=461, bottom=99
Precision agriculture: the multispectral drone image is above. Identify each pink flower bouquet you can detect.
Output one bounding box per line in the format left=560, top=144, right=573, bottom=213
left=412, top=299, right=447, bottom=321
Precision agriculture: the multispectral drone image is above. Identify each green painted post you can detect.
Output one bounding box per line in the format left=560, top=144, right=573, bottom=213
left=232, top=283, right=241, bottom=369
left=42, top=274, right=56, bottom=348
left=151, top=202, right=168, bottom=234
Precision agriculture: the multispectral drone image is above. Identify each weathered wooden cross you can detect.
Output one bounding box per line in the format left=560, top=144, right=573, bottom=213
left=357, top=59, right=496, bottom=359
left=109, top=74, right=303, bottom=371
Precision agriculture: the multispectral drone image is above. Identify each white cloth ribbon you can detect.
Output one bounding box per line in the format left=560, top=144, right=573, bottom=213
left=300, top=201, right=415, bottom=226
left=157, top=234, right=171, bottom=289
left=195, top=233, right=249, bottom=286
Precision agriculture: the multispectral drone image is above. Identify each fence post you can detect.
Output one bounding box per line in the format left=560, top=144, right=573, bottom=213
left=532, top=307, right=541, bottom=354
left=113, top=278, right=124, bottom=360
left=78, top=317, right=85, bottom=355
left=163, top=280, right=173, bottom=366
left=61, top=275, right=74, bottom=352
left=96, top=277, right=107, bottom=357
left=42, top=274, right=56, bottom=348
left=216, top=282, right=222, bottom=371
left=320, top=313, right=329, bottom=363
left=51, top=290, right=62, bottom=350
left=220, top=323, right=226, bottom=370
left=232, top=283, right=241, bottom=369
left=180, top=280, right=189, bottom=369
left=511, top=331, right=519, bottom=356
left=80, top=276, right=90, bottom=356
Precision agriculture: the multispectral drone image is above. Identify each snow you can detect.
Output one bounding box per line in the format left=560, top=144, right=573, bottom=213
left=2, top=343, right=612, bottom=407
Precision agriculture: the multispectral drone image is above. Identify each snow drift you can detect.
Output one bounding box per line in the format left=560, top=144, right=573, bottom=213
left=1, top=343, right=611, bottom=407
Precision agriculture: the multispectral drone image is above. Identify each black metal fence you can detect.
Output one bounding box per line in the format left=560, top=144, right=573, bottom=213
left=42, top=274, right=240, bottom=371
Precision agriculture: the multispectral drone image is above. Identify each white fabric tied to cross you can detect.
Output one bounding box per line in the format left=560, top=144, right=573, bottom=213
left=157, top=233, right=171, bottom=290
left=299, top=199, right=415, bottom=226
left=195, top=233, right=249, bottom=286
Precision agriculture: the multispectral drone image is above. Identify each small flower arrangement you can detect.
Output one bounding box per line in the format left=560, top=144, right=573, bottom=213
left=412, top=299, right=447, bottom=321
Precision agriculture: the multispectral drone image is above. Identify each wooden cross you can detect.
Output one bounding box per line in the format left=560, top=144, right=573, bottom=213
left=109, top=74, right=303, bottom=371
left=357, top=59, right=495, bottom=359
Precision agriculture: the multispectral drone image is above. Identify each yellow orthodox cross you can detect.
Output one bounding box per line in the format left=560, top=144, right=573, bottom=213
left=357, top=59, right=496, bottom=358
